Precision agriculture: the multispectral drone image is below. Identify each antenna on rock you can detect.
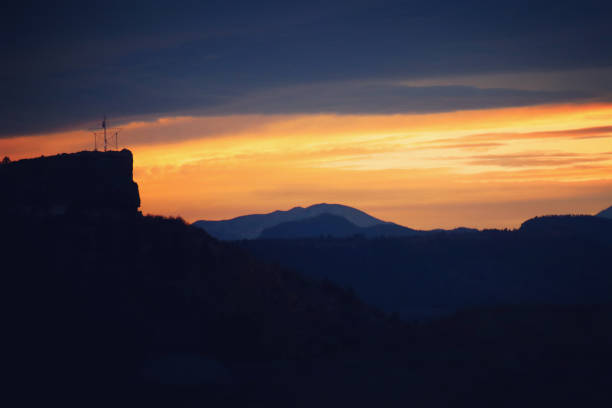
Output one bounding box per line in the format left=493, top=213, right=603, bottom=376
left=89, top=115, right=123, bottom=151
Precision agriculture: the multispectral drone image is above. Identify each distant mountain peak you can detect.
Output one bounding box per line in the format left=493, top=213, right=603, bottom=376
left=193, top=203, right=386, bottom=240
left=193, top=203, right=482, bottom=241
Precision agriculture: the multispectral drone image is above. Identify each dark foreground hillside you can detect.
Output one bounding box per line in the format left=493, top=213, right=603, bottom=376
left=3, top=213, right=393, bottom=404
left=3, top=152, right=612, bottom=407
left=4, top=212, right=612, bottom=407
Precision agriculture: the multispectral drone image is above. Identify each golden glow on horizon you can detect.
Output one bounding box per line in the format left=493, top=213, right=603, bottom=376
left=2, top=103, right=612, bottom=229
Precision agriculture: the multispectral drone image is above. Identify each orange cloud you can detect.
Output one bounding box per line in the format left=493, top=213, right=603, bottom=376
left=2, top=102, right=612, bottom=229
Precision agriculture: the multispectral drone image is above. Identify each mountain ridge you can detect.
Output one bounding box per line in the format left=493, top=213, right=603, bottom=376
left=243, top=214, right=612, bottom=319
left=194, top=203, right=477, bottom=240
left=193, top=203, right=386, bottom=240
left=259, top=213, right=422, bottom=239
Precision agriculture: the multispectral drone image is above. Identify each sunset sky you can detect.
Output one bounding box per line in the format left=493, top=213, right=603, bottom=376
left=2, top=1, right=612, bottom=229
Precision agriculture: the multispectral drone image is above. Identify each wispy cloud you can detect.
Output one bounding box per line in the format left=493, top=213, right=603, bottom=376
left=3, top=102, right=612, bottom=229
left=464, top=152, right=612, bottom=168
left=419, top=125, right=612, bottom=149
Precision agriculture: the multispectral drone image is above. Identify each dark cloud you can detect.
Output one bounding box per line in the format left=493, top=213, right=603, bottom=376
left=206, top=83, right=591, bottom=115
left=2, top=0, right=612, bottom=137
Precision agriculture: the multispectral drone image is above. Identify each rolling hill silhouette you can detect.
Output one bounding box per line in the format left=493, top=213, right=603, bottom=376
left=521, top=214, right=612, bottom=243
left=244, top=214, right=612, bottom=319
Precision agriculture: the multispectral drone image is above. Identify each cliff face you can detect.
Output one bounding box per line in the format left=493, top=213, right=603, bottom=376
left=0, top=149, right=140, bottom=215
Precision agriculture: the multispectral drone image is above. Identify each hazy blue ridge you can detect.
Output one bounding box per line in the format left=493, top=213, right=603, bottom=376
left=193, top=203, right=477, bottom=240
left=193, top=203, right=385, bottom=240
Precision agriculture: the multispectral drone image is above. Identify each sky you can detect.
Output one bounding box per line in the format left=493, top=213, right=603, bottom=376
left=2, top=0, right=612, bottom=229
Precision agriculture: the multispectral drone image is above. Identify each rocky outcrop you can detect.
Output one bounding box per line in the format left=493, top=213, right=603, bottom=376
left=0, top=149, right=140, bottom=215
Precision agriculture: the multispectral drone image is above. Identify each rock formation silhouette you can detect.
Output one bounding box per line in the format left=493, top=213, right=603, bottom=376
left=0, top=149, right=140, bottom=216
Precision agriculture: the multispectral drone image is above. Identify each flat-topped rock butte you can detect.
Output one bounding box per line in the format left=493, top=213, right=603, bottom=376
left=0, top=150, right=140, bottom=216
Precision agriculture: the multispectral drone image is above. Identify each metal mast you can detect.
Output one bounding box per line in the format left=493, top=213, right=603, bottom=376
left=103, top=115, right=107, bottom=152
left=89, top=116, right=122, bottom=151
